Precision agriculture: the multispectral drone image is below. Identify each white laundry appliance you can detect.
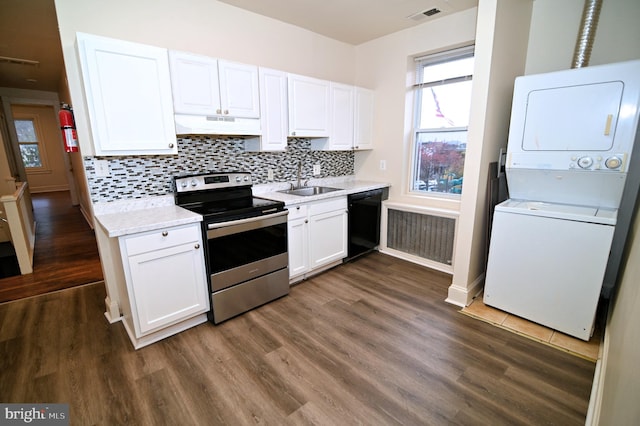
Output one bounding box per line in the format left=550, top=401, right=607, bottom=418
left=484, top=60, right=640, bottom=341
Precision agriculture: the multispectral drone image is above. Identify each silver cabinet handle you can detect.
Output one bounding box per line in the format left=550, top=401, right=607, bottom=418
left=162, top=231, right=168, bottom=237
left=169, top=143, right=175, bottom=149
left=216, top=109, right=222, bottom=114
left=194, top=244, right=200, bottom=249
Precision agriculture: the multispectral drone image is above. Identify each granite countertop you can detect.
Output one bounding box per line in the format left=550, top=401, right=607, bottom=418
left=253, top=178, right=390, bottom=206
left=94, top=196, right=202, bottom=238
left=94, top=177, right=390, bottom=237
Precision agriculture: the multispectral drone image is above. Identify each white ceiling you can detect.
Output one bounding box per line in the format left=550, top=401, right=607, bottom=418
left=0, top=0, right=64, bottom=92
left=0, top=0, right=477, bottom=93
left=217, top=0, right=478, bottom=45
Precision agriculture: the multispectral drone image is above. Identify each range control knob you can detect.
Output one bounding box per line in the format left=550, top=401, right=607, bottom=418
left=244, top=176, right=250, bottom=182
left=180, top=181, right=188, bottom=188
left=190, top=179, right=198, bottom=187
left=577, top=156, right=593, bottom=169
left=235, top=176, right=242, bottom=182
left=605, top=156, right=622, bottom=169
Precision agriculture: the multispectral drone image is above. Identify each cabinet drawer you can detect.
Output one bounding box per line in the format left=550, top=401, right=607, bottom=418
left=124, top=223, right=201, bottom=256
left=309, top=197, right=347, bottom=216
left=286, top=204, right=308, bottom=220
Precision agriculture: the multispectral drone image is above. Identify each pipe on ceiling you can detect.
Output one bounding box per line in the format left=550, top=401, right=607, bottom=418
left=572, top=0, right=603, bottom=68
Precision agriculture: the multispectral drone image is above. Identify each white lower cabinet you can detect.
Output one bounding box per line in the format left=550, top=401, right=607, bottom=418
left=287, top=197, right=348, bottom=283
left=119, top=222, right=209, bottom=348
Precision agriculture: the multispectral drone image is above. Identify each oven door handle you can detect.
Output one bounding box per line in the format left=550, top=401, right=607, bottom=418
left=207, top=209, right=288, bottom=237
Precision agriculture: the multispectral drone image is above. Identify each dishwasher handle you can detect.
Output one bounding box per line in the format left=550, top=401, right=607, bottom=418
left=348, top=189, right=383, bottom=203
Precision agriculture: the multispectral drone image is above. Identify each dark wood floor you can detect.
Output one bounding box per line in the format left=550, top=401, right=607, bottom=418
left=0, top=191, right=103, bottom=303
left=0, top=252, right=595, bottom=425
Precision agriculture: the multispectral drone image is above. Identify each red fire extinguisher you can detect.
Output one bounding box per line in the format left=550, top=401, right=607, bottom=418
left=59, top=104, right=79, bottom=153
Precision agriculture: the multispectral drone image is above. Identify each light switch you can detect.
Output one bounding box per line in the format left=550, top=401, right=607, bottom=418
left=313, top=164, right=321, bottom=175
left=267, top=169, right=274, bottom=181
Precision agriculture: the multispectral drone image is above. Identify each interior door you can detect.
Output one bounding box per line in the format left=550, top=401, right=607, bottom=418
left=11, top=104, right=69, bottom=193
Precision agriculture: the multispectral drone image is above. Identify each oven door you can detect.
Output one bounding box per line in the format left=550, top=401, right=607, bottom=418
left=206, top=210, right=288, bottom=291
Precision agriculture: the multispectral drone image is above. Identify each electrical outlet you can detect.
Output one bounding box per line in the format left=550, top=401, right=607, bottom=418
left=267, top=168, right=274, bottom=181
left=313, top=164, right=321, bottom=175
left=380, top=160, right=386, bottom=171
left=94, top=160, right=110, bottom=177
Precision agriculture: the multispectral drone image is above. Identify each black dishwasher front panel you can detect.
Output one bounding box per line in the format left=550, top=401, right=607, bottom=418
left=347, top=189, right=383, bottom=260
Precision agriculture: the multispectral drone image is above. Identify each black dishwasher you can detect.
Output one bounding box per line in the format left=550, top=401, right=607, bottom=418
left=347, top=188, right=384, bottom=260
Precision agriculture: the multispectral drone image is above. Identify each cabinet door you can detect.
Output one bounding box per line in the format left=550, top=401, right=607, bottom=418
left=218, top=60, right=260, bottom=118
left=76, top=33, right=177, bottom=156
left=308, top=209, right=348, bottom=269
left=288, top=74, right=330, bottom=137
left=169, top=51, right=221, bottom=115
left=354, top=87, right=374, bottom=150
left=128, top=240, right=208, bottom=335
left=259, top=67, right=288, bottom=151
left=328, top=82, right=355, bottom=150
left=287, top=216, right=309, bottom=279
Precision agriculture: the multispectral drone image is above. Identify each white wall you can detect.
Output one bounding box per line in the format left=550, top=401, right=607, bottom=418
left=354, top=8, right=478, bottom=212
left=449, top=0, right=533, bottom=305
left=54, top=0, right=357, bottom=157
left=526, top=0, right=640, bottom=74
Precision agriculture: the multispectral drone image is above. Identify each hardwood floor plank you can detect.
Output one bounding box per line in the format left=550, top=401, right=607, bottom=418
left=0, top=253, right=595, bottom=425
left=0, top=191, right=103, bottom=303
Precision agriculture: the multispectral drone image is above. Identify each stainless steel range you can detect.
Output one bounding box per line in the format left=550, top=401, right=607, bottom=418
left=174, top=172, right=289, bottom=324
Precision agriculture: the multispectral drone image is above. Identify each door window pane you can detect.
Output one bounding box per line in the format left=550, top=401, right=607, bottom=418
left=15, top=119, right=37, bottom=142
left=14, top=119, right=44, bottom=169
left=19, top=144, right=43, bottom=168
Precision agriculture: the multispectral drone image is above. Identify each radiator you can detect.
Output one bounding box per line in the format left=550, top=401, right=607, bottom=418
left=386, top=208, right=456, bottom=265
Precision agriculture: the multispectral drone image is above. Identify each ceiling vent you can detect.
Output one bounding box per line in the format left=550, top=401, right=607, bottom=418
left=408, top=7, right=442, bottom=21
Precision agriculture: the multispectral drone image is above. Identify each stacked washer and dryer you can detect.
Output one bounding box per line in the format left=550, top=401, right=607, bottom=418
left=484, top=60, right=640, bottom=341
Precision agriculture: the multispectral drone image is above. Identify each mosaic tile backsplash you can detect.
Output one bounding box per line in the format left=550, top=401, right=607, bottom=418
left=84, top=137, right=354, bottom=203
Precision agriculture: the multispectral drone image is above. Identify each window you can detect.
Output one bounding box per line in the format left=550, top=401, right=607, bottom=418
left=14, top=118, right=44, bottom=169
left=412, top=46, right=474, bottom=195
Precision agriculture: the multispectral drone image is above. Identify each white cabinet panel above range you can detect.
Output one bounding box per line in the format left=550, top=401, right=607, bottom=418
left=169, top=51, right=261, bottom=135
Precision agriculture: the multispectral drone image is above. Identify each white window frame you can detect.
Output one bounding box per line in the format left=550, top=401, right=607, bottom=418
left=410, top=45, right=474, bottom=198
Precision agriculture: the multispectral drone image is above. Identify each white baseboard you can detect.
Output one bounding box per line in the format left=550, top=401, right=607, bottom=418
left=445, top=273, right=484, bottom=307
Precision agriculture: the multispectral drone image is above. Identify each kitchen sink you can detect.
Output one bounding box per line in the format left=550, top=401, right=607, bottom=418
left=278, top=186, right=342, bottom=196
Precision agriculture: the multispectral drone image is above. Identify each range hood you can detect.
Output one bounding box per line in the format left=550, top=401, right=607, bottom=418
left=174, top=113, right=261, bottom=136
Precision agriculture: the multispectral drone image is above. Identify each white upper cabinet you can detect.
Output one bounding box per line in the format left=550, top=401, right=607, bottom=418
left=169, top=52, right=260, bottom=118
left=76, top=32, right=177, bottom=156
left=168, top=51, right=220, bottom=116
left=327, top=82, right=355, bottom=151
left=256, top=67, right=288, bottom=151
left=311, top=82, right=375, bottom=151
left=354, top=87, right=374, bottom=150
left=288, top=74, right=330, bottom=137
left=218, top=60, right=260, bottom=118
